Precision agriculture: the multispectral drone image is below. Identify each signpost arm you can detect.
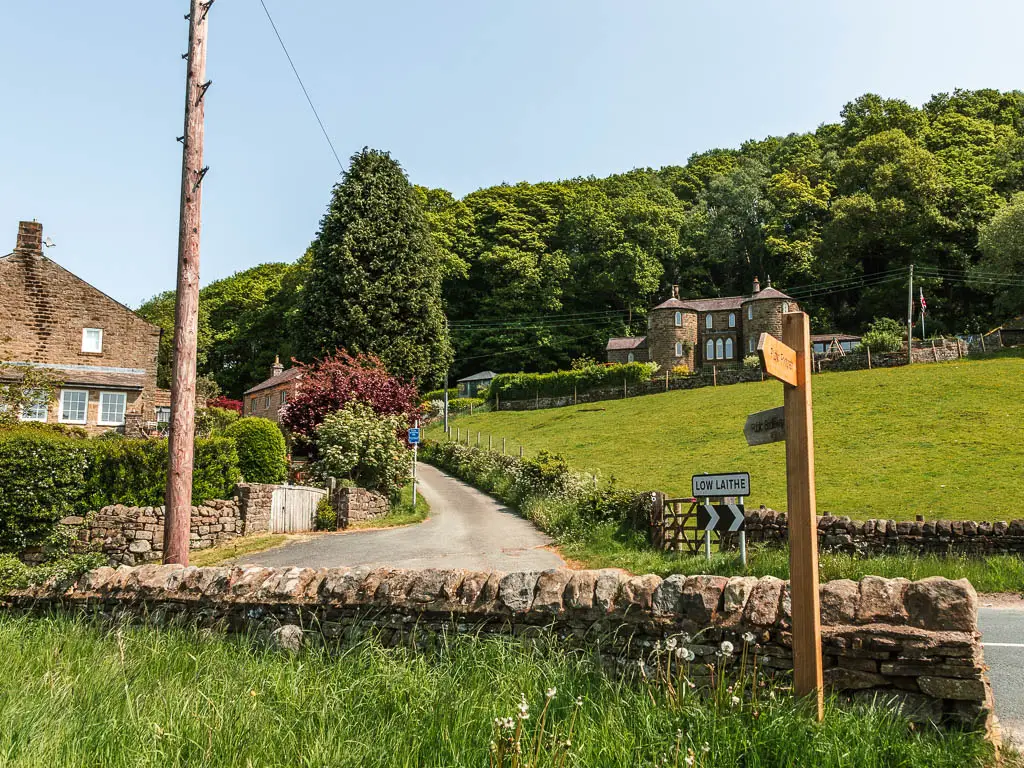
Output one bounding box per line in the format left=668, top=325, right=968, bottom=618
left=782, top=312, right=824, bottom=721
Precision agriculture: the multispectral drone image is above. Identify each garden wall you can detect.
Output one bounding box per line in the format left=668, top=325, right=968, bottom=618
left=743, top=508, right=1024, bottom=556
left=0, top=565, right=992, bottom=732
left=46, top=483, right=278, bottom=566
left=330, top=486, right=389, bottom=527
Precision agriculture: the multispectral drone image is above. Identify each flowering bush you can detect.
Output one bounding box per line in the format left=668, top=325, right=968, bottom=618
left=742, top=355, right=760, bottom=369
left=281, top=351, right=419, bottom=452
left=313, top=403, right=410, bottom=499
left=206, top=395, right=243, bottom=414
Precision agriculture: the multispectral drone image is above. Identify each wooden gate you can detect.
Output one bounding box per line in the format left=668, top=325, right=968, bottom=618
left=651, top=493, right=713, bottom=554
left=269, top=485, right=326, bottom=533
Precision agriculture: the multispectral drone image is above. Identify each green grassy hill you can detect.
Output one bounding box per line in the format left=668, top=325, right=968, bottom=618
left=426, top=351, right=1024, bottom=521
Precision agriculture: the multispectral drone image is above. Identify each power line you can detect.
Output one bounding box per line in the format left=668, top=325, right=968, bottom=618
left=450, top=309, right=628, bottom=328
left=454, top=328, right=611, bottom=364
left=789, top=275, right=907, bottom=301
left=258, top=1, right=344, bottom=172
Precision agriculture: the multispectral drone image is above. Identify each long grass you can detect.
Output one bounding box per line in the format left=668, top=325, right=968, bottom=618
left=0, top=614, right=992, bottom=767
left=426, top=350, right=1024, bottom=521
left=567, top=523, right=1024, bottom=593
left=349, top=481, right=431, bottom=530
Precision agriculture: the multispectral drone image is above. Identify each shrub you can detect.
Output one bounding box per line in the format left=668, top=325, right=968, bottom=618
left=314, top=496, right=337, bottom=531
left=195, top=406, right=240, bottom=437
left=671, top=364, right=690, bottom=376
left=313, top=403, right=410, bottom=499
left=861, top=317, right=905, bottom=353
left=281, top=350, right=420, bottom=453
left=420, top=387, right=457, bottom=402
left=223, top=417, right=287, bottom=483
left=487, top=362, right=655, bottom=402
left=206, top=395, right=243, bottom=414
left=0, top=431, right=240, bottom=552
left=449, top=397, right=485, bottom=412
left=743, top=354, right=761, bottom=369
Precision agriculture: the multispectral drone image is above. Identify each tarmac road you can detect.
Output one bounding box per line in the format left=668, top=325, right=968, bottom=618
left=236, top=463, right=565, bottom=572
left=979, top=604, right=1024, bottom=745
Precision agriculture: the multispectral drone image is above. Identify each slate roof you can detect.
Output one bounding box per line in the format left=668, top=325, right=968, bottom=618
left=0, top=365, right=146, bottom=390
left=244, top=366, right=303, bottom=396
left=651, top=296, right=747, bottom=312
left=606, top=336, right=648, bottom=351
left=457, top=370, right=498, bottom=383
left=743, top=287, right=794, bottom=303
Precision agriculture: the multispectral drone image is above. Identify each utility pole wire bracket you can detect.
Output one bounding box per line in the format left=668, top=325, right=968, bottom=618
left=200, top=0, right=215, bottom=22
left=192, top=166, right=210, bottom=193
left=195, top=80, right=213, bottom=106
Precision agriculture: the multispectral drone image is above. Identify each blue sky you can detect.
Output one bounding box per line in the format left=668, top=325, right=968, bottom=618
left=2, top=1, right=1022, bottom=308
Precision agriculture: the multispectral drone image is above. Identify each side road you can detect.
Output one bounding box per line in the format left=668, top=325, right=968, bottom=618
left=236, top=463, right=564, bottom=571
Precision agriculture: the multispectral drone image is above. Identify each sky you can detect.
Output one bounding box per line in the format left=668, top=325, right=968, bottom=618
left=1, top=1, right=1023, bottom=308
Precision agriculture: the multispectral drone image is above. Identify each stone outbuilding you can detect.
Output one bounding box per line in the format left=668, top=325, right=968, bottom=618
left=606, top=277, right=798, bottom=371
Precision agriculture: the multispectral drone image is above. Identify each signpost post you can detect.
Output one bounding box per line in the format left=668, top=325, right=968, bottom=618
left=409, top=423, right=421, bottom=507
left=756, top=316, right=824, bottom=721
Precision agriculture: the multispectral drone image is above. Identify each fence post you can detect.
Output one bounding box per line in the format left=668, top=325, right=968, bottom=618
left=470, top=402, right=474, bottom=416
left=456, top=427, right=460, bottom=442
left=650, top=491, right=665, bottom=548
left=665, top=371, right=669, bottom=391
left=713, top=366, right=717, bottom=386
left=981, top=333, right=986, bottom=352
left=623, top=378, right=627, bottom=398
left=519, top=445, right=524, bottom=458
left=998, top=329, right=1004, bottom=348
left=932, top=340, right=939, bottom=362
left=867, top=346, right=872, bottom=369
left=536, top=389, right=540, bottom=409
left=502, top=437, right=506, bottom=455
left=573, top=384, right=577, bottom=405
left=476, top=431, right=480, bottom=447
left=488, top=434, right=492, bottom=451
left=496, top=390, right=500, bottom=411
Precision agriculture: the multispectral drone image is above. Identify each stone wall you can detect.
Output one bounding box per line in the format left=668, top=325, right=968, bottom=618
left=910, top=338, right=969, bottom=364
left=0, top=565, right=993, bottom=732
left=743, top=508, right=1024, bottom=556
left=331, top=486, right=389, bottom=528
left=235, top=482, right=275, bottom=535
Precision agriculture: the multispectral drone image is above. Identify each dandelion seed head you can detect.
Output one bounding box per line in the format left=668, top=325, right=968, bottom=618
left=545, top=687, right=557, bottom=699
left=720, top=640, right=734, bottom=655
left=742, top=631, right=756, bottom=643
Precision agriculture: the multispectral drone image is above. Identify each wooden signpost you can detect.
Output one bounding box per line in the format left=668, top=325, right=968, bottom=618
left=756, top=314, right=824, bottom=721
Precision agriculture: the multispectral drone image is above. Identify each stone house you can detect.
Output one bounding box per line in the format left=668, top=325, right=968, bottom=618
left=606, top=277, right=798, bottom=371
left=243, top=356, right=302, bottom=424
left=0, top=221, right=169, bottom=435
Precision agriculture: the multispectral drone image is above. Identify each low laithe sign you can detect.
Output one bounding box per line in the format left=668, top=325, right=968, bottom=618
left=691, top=472, right=750, bottom=498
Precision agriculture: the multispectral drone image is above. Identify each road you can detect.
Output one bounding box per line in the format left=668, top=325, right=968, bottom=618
left=979, top=604, right=1024, bottom=745
left=236, top=463, right=564, bottom=571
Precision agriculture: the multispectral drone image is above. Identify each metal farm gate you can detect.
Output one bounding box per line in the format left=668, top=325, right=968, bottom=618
left=269, top=485, right=327, bottom=533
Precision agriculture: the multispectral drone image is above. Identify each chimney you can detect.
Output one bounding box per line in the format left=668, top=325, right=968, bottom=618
left=15, top=221, right=43, bottom=253
left=271, top=355, right=284, bottom=377
left=766, top=274, right=772, bottom=289
left=752, top=276, right=761, bottom=294
left=671, top=284, right=680, bottom=300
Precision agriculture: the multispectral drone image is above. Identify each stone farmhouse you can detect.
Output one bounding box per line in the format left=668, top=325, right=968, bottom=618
left=0, top=221, right=169, bottom=435
left=243, top=356, right=302, bottom=425
left=606, top=277, right=798, bottom=371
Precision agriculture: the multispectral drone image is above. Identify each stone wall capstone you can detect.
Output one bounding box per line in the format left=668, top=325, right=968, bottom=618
left=0, top=566, right=993, bottom=732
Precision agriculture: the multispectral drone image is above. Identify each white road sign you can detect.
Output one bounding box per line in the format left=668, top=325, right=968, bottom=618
left=691, top=472, right=750, bottom=498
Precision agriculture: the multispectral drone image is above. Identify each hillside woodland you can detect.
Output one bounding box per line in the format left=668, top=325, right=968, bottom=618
left=138, top=89, right=1024, bottom=393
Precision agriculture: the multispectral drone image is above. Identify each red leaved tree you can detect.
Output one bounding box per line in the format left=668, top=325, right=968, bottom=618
left=206, top=395, right=243, bottom=414
left=280, top=350, right=420, bottom=451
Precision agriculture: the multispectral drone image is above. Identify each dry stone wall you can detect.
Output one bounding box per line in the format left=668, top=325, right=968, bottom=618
left=0, top=565, right=993, bottom=732
left=743, top=508, right=1024, bottom=556
left=331, top=486, right=389, bottom=527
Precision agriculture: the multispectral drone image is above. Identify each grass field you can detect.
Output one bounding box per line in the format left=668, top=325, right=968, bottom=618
left=0, top=614, right=992, bottom=767
left=428, top=351, right=1024, bottom=521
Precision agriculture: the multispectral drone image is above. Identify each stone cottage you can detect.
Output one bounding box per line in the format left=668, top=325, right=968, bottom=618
left=0, top=221, right=169, bottom=435
left=243, top=356, right=302, bottom=425
left=606, top=277, right=798, bottom=371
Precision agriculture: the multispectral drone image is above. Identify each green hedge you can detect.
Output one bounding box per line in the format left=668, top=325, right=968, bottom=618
left=421, top=387, right=458, bottom=402
left=486, top=362, right=655, bottom=402
left=0, top=429, right=240, bottom=552
left=223, top=417, right=287, bottom=484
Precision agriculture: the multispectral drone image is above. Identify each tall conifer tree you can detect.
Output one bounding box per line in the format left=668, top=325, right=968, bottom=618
left=299, top=148, right=452, bottom=387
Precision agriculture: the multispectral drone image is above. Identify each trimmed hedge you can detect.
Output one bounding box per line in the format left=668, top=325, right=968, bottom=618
left=486, top=362, right=655, bottom=402
left=421, top=387, right=458, bottom=402
left=0, top=429, right=240, bottom=552
left=223, top=417, right=288, bottom=484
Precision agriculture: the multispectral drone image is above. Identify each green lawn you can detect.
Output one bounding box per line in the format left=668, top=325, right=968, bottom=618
left=428, top=352, right=1024, bottom=521
left=0, top=614, right=992, bottom=767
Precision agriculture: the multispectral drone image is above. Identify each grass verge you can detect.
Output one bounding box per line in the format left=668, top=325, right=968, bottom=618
left=0, top=613, right=993, bottom=767
left=348, top=482, right=430, bottom=530
left=190, top=534, right=296, bottom=567
left=565, top=523, right=1024, bottom=593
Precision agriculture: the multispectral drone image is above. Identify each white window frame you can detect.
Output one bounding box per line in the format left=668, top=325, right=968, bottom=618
left=674, top=311, right=682, bottom=327
left=705, top=314, right=713, bottom=330
left=728, top=312, right=736, bottom=328
left=747, top=305, right=753, bottom=321
left=782, top=302, right=790, bottom=313
left=82, top=328, right=103, bottom=353
left=155, top=406, right=171, bottom=425
left=725, top=338, right=734, bottom=359
left=674, top=342, right=683, bottom=357
left=749, top=337, right=755, bottom=354
left=19, top=390, right=49, bottom=422
left=705, top=339, right=714, bottom=361
left=716, top=338, right=725, bottom=360
left=59, top=389, right=89, bottom=424
left=627, top=352, right=635, bottom=363
left=98, top=391, right=127, bottom=426
left=264, top=394, right=271, bottom=409
left=280, top=390, right=288, bottom=404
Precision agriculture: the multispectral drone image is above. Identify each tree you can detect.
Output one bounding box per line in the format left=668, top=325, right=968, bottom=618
left=976, top=193, right=1024, bottom=316
left=280, top=350, right=419, bottom=451
left=298, top=148, right=452, bottom=387
left=313, top=402, right=410, bottom=500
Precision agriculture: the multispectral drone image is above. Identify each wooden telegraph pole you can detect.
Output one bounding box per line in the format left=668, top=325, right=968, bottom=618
left=164, top=0, right=213, bottom=566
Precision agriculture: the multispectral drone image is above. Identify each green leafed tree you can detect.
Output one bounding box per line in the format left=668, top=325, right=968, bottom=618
left=298, top=148, right=453, bottom=387
left=976, top=193, right=1024, bottom=317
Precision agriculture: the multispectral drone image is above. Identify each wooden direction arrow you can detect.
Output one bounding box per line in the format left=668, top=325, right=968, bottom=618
left=758, top=332, right=798, bottom=387
left=744, top=406, right=785, bottom=446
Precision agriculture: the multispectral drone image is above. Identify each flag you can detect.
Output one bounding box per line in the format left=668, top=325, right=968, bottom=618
left=919, top=287, right=927, bottom=315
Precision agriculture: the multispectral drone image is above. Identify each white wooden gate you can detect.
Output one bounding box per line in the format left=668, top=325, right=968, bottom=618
left=269, top=485, right=327, bottom=533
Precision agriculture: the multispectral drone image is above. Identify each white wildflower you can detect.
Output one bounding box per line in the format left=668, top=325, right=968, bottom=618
left=701, top=743, right=710, bottom=753
left=575, top=696, right=583, bottom=708
left=719, top=640, right=734, bottom=655
left=545, top=687, right=557, bottom=699
left=742, top=631, right=756, bottom=644
left=665, top=637, right=678, bottom=650
left=731, top=695, right=741, bottom=707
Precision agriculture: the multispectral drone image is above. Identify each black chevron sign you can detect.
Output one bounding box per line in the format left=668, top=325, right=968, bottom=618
left=697, top=503, right=745, bottom=532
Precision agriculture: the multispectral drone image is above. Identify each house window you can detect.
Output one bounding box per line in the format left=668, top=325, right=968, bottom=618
left=749, top=337, right=755, bottom=354
left=156, top=406, right=171, bottom=426
left=674, top=311, right=682, bottom=327
left=725, top=338, right=734, bottom=359
left=280, top=390, right=288, bottom=405
left=728, top=313, right=736, bottom=328
left=705, top=339, right=714, bottom=361
left=59, top=389, right=89, bottom=424
left=249, top=398, right=257, bottom=414
left=20, top=390, right=48, bottom=422
left=705, top=314, right=713, bottom=330
left=747, top=305, right=753, bottom=321
left=82, top=328, right=103, bottom=353
left=627, top=352, right=635, bottom=363
left=264, top=394, right=271, bottom=409
left=716, top=339, right=724, bottom=360
left=675, top=342, right=683, bottom=357
left=647, top=316, right=652, bottom=329
left=99, top=392, right=127, bottom=425
left=782, top=302, right=790, bottom=313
